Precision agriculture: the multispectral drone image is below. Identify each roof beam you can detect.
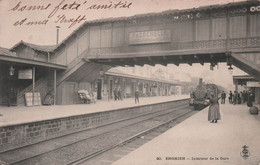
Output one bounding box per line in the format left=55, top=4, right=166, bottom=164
left=0, top=54, right=67, bottom=70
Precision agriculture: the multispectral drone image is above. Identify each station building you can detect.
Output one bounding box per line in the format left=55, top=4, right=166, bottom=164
left=0, top=47, right=179, bottom=106
left=1, top=0, right=260, bottom=107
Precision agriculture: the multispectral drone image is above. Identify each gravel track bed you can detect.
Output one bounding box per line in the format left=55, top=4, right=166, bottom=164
left=7, top=106, right=190, bottom=165
left=0, top=105, right=187, bottom=164
left=82, top=110, right=198, bottom=165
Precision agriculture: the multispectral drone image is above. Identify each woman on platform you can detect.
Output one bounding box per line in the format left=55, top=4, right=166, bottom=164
left=208, top=93, right=221, bottom=123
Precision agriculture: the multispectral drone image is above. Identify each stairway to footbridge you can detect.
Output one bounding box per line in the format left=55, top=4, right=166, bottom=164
left=6, top=0, right=260, bottom=106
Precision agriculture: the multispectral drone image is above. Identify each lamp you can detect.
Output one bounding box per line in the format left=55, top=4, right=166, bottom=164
left=9, top=66, right=15, bottom=76
left=99, top=67, right=104, bottom=77
left=226, top=55, right=233, bottom=66
left=228, top=65, right=233, bottom=74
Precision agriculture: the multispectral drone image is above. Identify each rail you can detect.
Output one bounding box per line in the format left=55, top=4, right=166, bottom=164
left=0, top=100, right=190, bottom=164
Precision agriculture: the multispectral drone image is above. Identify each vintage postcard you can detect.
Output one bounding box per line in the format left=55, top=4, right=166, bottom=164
left=0, top=0, right=260, bottom=164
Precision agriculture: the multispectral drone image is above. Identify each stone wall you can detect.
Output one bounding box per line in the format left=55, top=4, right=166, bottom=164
left=0, top=99, right=188, bottom=152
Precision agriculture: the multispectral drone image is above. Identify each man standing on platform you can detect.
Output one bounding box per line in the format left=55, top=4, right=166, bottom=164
left=228, top=91, right=233, bottom=104
left=233, top=91, right=238, bottom=105
left=135, top=89, right=140, bottom=104
left=221, top=91, right=226, bottom=104
left=118, top=87, right=123, bottom=101
left=113, top=88, right=118, bottom=101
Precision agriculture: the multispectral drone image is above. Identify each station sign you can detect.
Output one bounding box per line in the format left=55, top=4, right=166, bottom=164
left=129, top=29, right=171, bottom=45
left=247, top=81, right=260, bottom=87
left=18, top=69, right=32, bottom=79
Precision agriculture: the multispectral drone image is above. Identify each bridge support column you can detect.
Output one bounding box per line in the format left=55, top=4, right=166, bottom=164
left=54, top=70, right=56, bottom=105
left=235, top=79, right=238, bottom=104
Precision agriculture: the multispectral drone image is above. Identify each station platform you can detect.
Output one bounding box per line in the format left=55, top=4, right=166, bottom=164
left=112, top=104, right=260, bottom=165
left=0, top=95, right=188, bottom=127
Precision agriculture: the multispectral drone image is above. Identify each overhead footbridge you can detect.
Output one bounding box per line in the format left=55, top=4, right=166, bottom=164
left=4, top=0, right=260, bottom=106
left=80, top=0, right=260, bottom=80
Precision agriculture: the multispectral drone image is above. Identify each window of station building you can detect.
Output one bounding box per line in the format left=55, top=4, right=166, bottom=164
left=229, top=15, right=247, bottom=39
left=249, top=14, right=260, bottom=37
left=212, top=17, right=227, bottom=40
left=196, top=19, right=210, bottom=41
left=66, top=42, right=77, bottom=64
left=90, top=27, right=101, bottom=48
left=56, top=49, right=67, bottom=65
left=101, top=29, right=112, bottom=48
left=78, top=31, right=89, bottom=55
left=177, top=21, right=193, bottom=42
left=112, top=28, right=124, bottom=47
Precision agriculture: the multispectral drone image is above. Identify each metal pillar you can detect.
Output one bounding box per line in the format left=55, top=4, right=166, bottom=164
left=32, top=66, right=35, bottom=106
left=54, top=70, right=56, bottom=105
left=235, top=79, right=238, bottom=104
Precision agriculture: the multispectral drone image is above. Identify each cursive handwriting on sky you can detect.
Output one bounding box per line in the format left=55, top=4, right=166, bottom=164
left=9, top=0, right=133, bottom=28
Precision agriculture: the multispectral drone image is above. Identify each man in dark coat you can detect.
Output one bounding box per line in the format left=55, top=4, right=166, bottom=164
left=135, top=89, right=140, bottom=104
left=113, top=88, right=118, bottom=101
left=117, top=87, right=123, bottom=101
left=228, top=91, right=233, bottom=104
left=221, top=91, right=226, bottom=104
left=247, top=90, right=254, bottom=107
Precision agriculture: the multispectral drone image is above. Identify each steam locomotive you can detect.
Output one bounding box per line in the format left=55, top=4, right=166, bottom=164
left=189, top=79, right=221, bottom=110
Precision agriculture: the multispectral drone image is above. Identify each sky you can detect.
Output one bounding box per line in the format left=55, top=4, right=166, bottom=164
left=0, top=0, right=247, bottom=90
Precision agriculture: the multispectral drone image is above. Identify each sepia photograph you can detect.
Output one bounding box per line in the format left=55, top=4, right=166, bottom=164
left=0, top=0, right=260, bottom=164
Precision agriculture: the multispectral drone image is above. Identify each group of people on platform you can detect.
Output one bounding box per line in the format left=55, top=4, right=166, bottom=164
left=227, top=90, right=254, bottom=106
left=113, top=87, right=140, bottom=104
left=113, top=87, right=123, bottom=101
left=209, top=89, right=255, bottom=124
left=220, top=90, right=254, bottom=105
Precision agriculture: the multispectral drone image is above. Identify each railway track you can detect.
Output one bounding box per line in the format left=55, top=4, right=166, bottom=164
left=0, top=103, right=196, bottom=165
left=69, top=108, right=196, bottom=165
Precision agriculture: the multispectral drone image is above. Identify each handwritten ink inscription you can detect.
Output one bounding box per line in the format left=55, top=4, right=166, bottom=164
left=9, top=0, right=133, bottom=28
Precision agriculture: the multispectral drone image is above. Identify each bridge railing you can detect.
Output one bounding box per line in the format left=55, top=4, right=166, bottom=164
left=87, top=37, right=260, bottom=57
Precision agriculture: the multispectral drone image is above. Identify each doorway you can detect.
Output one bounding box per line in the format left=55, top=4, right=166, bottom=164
left=97, top=79, right=102, bottom=100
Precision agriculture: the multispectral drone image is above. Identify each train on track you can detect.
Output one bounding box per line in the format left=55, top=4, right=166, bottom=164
left=189, top=79, right=222, bottom=110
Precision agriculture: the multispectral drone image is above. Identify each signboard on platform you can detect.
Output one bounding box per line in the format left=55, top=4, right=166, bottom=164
left=18, top=69, right=32, bottom=79
left=247, top=81, right=260, bottom=87
left=129, top=29, right=171, bottom=45
left=25, top=92, right=41, bottom=106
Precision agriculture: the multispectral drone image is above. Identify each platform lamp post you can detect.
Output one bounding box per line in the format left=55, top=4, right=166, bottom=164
left=99, top=66, right=105, bottom=101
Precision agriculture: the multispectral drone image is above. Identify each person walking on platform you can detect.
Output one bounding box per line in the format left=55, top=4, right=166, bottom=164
left=228, top=91, right=233, bottom=104
left=135, top=89, right=140, bottom=104
left=221, top=91, right=226, bottom=104
left=208, top=93, right=221, bottom=123
left=117, top=87, right=123, bottom=101
left=113, top=88, right=118, bottom=101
